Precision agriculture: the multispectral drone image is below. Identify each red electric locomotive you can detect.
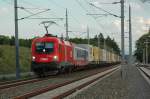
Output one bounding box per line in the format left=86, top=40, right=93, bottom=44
left=31, top=34, right=88, bottom=76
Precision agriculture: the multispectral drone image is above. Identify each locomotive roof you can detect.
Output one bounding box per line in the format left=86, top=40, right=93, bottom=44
left=77, top=44, right=93, bottom=48
left=63, top=41, right=72, bottom=46
left=33, top=36, right=72, bottom=46
left=33, top=36, right=58, bottom=41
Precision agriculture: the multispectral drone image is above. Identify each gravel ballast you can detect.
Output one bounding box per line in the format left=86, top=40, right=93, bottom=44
left=71, top=65, right=150, bottom=99
left=0, top=66, right=114, bottom=99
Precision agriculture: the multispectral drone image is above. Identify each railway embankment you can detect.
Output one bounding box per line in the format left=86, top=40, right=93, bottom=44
left=0, top=45, right=31, bottom=81
left=69, top=65, right=150, bottom=99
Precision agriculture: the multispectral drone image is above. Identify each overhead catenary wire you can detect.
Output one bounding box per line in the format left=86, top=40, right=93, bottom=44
left=47, top=0, right=85, bottom=27
left=47, top=0, right=114, bottom=39
left=75, top=0, right=104, bottom=32
left=75, top=0, right=113, bottom=34
left=18, top=6, right=63, bottom=24
left=76, top=0, right=113, bottom=50
left=18, top=7, right=63, bottom=20
left=18, top=9, right=50, bottom=20
left=0, top=0, right=76, bottom=38
left=18, top=7, right=50, bottom=10
left=14, top=0, right=61, bottom=22
left=2, top=0, right=121, bottom=41
left=20, top=0, right=60, bottom=19
left=83, top=0, right=122, bottom=50
left=46, top=0, right=87, bottom=37
left=89, top=3, right=121, bottom=18
left=89, top=1, right=121, bottom=36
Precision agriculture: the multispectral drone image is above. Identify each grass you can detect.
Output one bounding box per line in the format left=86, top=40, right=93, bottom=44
left=0, top=45, right=31, bottom=75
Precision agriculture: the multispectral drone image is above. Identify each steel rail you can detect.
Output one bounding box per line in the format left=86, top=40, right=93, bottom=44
left=52, top=68, right=118, bottom=99
left=0, top=75, right=57, bottom=90
left=139, top=67, right=150, bottom=79
left=14, top=66, right=119, bottom=99
left=0, top=78, right=42, bottom=90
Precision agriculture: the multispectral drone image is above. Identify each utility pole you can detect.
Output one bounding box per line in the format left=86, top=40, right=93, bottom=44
left=121, top=0, right=125, bottom=61
left=129, top=5, right=132, bottom=64
left=98, top=34, right=100, bottom=48
left=66, top=8, right=69, bottom=40
left=61, top=33, right=64, bottom=40
left=146, top=39, right=148, bottom=64
left=14, top=0, right=20, bottom=79
left=120, top=0, right=126, bottom=79
left=98, top=34, right=100, bottom=60
left=104, top=39, right=107, bottom=61
left=111, top=48, right=114, bottom=62
left=143, top=49, right=145, bottom=64
left=87, top=26, right=90, bottom=45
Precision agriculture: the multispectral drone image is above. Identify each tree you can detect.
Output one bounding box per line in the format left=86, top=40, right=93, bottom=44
left=134, top=32, right=150, bottom=62
left=10, top=36, right=15, bottom=46
left=0, top=35, right=10, bottom=45
left=69, top=33, right=120, bottom=55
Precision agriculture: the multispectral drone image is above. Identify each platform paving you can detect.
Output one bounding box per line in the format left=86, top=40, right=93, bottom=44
left=70, top=65, right=150, bottom=99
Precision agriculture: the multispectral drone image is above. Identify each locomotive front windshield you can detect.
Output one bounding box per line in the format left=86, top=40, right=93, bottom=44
left=35, top=42, right=54, bottom=53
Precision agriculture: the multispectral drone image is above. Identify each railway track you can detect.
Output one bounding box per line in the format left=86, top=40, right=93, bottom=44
left=138, top=66, right=150, bottom=85
left=14, top=66, right=120, bottom=99
left=0, top=77, right=33, bottom=85
left=0, top=74, right=57, bottom=90
left=0, top=78, right=41, bottom=90
left=139, top=67, right=150, bottom=79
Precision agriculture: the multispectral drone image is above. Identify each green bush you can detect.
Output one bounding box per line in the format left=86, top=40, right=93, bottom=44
left=0, top=45, right=31, bottom=75
left=0, top=47, right=3, bottom=57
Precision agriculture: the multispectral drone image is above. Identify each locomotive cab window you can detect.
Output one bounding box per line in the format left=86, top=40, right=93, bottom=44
left=35, top=42, right=54, bottom=53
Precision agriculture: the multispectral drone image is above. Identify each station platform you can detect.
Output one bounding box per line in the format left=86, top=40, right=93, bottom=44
left=70, top=65, right=150, bottom=99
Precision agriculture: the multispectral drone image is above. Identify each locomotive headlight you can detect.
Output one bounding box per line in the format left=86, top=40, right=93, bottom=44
left=53, top=55, right=58, bottom=61
left=32, top=56, right=36, bottom=61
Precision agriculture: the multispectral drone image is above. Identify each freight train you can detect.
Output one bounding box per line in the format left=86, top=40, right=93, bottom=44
left=31, top=34, right=121, bottom=76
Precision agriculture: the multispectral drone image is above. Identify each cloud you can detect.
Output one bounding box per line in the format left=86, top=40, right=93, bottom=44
left=133, top=16, right=150, bottom=28
left=111, top=16, right=150, bottom=53
left=129, top=2, right=142, bottom=10
left=134, top=17, right=150, bottom=25
left=145, top=18, right=150, bottom=24
left=140, top=0, right=150, bottom=3
left=92, top=1, right=100, bottom=6
left=136, top=17, right=145, bottom=24
left=113, top=20, right=121, bottom=29
left=130, top=16, right=150, bottom=45
left=81, top=24, right=87, bottom=30
left=0, top=7, right=9, bottom=15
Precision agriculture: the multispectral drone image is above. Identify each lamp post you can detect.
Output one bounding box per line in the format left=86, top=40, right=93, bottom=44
left=144, top=36, right=150, bottom=64
left=143, top=49, right=145, bottom=64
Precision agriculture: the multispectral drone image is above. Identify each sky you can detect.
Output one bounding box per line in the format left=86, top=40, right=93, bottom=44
left=0, top=0, right=150, bottom=54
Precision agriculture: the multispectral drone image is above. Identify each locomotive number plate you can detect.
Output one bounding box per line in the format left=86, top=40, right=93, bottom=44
left=40, top=58, right=48, bottom=61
